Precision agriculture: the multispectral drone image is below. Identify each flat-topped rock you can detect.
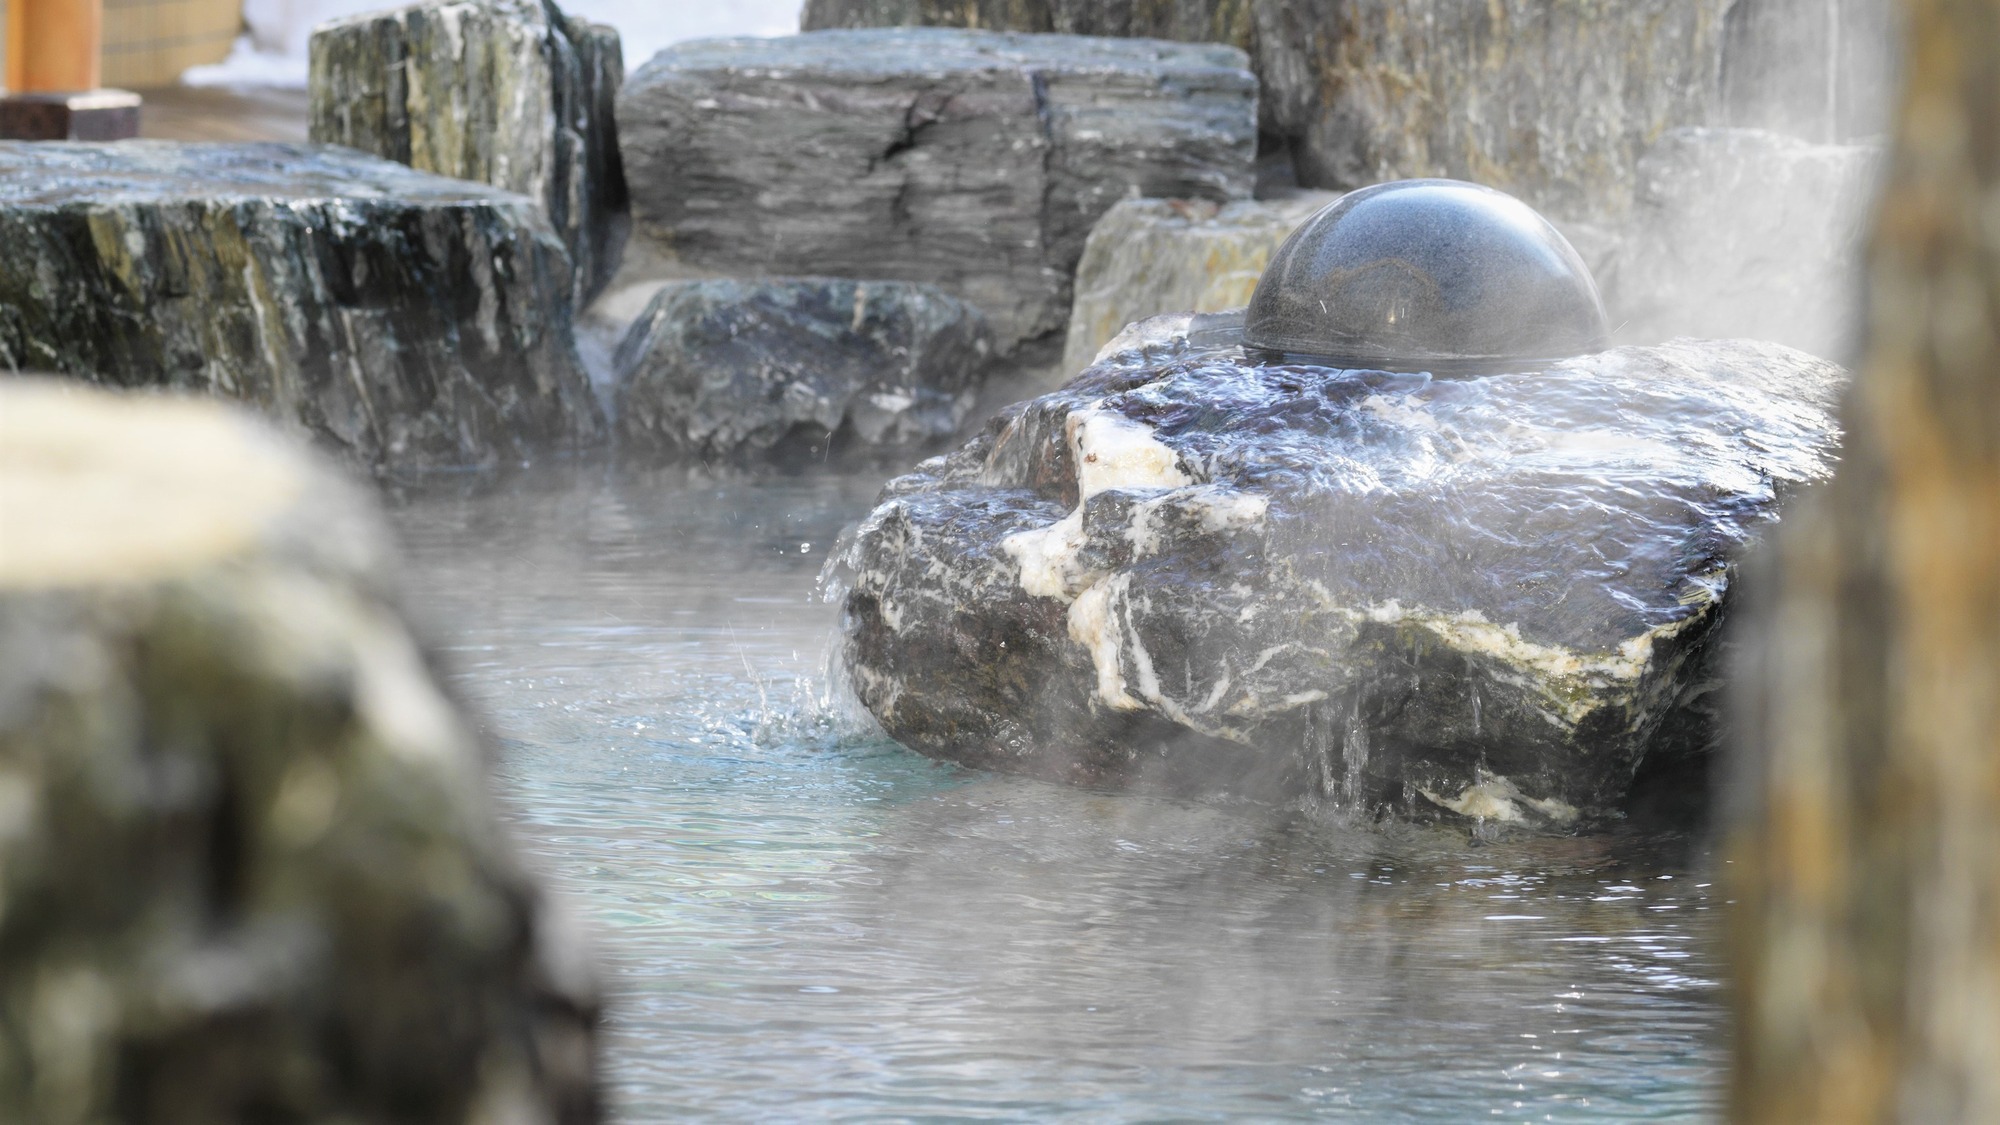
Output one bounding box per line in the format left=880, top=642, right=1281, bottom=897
left=832, top=314, right=1846, bottom=826
left=1062, top=192, right=1340, bottom=373
left=0, top=142, right=602, bottom=471
left=615, top=277, right=994, bottom=463
left=310, top=0, right=630, bottom=303
left=0, top=381, right=598, bottom=1122
left=799, top=1, right=1731, bottom=221
left=617, top=29, right=1257, bottom=350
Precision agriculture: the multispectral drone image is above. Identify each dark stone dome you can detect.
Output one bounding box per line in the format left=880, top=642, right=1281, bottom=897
left=1243, top=179, right=1609, bottom=375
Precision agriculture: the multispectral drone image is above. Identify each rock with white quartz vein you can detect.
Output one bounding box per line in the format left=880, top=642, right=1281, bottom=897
left=832, top=313, right=1846, bottom=827
left=616, top=29, right=1257, bottom=350
left=615, top=277, right=993, bottom=463
left=0, top=142, right=602, bottom=472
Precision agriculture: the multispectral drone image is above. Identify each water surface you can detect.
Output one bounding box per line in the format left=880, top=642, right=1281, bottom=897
left=388, top=464, right=1722, bottom=1122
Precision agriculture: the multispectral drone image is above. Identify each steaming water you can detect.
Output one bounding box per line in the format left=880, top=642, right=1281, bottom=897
left=388, top=464, right=1724, bottom=1122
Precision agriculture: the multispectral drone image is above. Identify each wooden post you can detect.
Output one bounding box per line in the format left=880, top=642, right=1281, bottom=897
left=4, top=0, right=102, bottom=93
left=1730, top=0, right=2000, bottom=1120
left=0, top=0, right=138, bottom=141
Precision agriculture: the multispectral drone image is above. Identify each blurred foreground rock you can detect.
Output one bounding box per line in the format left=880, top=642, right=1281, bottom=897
left=616, top=278, right=993, bottom=464
left=0, top=142, right=602, bottom=472
left=801, top=0, right=1730, bottom=220
left=0, top=381, right=598, bottom=1123
left=834, top=316, right=1845, bottom=826
left=1730, top=0, right=2000, bottom=1117
left=309, top=0, right=630, bottom=303
left=1612, top=127, right=1882, bottom=358
left=616, top=29, right=1256, bottom=350
left=1062, top=192, right=1338, bottom=373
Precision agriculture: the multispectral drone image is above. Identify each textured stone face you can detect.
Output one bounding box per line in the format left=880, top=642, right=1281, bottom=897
left=310, top=0, right=630, bottom=304
left=800, top=0, right=1732, bottom=220
left=0, top=381, right=599, bottom=1124
left=1063, top=192, right=1337, bottom=374
left=0, top=142, right=603, bottom=472
left=832, top=314, right=1845, bottom=826
left=615, top=278, right=994, bottom=463
left=1612, top=127, right=1883, bottom=359
left=616, top=28, right=1257, bottom=350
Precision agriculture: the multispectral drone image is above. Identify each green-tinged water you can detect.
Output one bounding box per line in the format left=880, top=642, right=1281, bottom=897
left=387, top=464, right=1723, bottom=1122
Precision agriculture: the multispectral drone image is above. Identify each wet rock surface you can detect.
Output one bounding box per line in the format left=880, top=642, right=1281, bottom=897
left=0, top=142, right=602, bottom=472
left=0, top=381, right=598, bottom=1124
left=1611, top=127, right=1883, bottom=359
left=800, top=0, right=1730, bottom=220
left=310, top=0, right=630, bottom=304
left=615, top=278, right=993, bottom=464
left=1063, top=192, right=1339, bottom=375
left=834, top=314, right=1845, bottom=827
left=616, top=28, right=1257, bottom=350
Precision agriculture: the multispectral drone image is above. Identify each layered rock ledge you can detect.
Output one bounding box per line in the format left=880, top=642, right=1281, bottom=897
left=801, top=0, right=1734, bottom=221
left=616, top=278, right=993, bottom=464
left=617, top=28, right=1257, bottom=350
left=834, top=315, right=1845, bottom=826
left=0, top=381, right=597, bottom=1122
left=0, top=142, right=602, bottom=471
left=310, top=0, right=630, bottom=303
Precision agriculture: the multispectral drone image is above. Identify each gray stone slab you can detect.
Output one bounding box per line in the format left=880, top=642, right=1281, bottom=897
left=617, top=28, right=1257, bottom=350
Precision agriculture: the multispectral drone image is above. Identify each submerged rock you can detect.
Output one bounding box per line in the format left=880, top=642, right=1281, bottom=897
left=1063, top=192, right=1338, bottom=375
left=1612, top=127, right=1883, bottom=359
left=0, top=381, right=597, bottom=1122
left=615, top=278, right=993, bottom=463
left=616, top=29, right=1257, bottom=350
left=0, top=142, right=602, bottom=472
left=310, top=0, right=630, bottom=303
left=834, top=313, right=1845, bottom=826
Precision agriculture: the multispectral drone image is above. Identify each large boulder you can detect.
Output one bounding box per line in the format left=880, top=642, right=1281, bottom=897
left=310, top=0, right=630, bottom=303
left=832, top=313, right=1845, bottom=827
left=616, top=29, right=1257, bottom=350
left=1062, top=191, right=1339, bottom=374
left=0, top=380, right=598, bottom=1123
left=615, top=278, right=993, bottom=463
left=1610, top=127, right=1883, bottom=359
left=801, top=0, right=1732, bottom=221
left=0, top=142, right=603, bottom=472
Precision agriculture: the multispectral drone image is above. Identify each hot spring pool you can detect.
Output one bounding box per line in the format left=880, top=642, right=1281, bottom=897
left=386, top=463, right=1722, bottom=1122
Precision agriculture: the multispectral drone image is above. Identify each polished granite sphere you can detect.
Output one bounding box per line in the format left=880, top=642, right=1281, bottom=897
left=1244, top=179, right=1609, bottom=374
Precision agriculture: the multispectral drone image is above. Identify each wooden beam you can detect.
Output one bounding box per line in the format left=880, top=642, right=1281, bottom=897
left=4, top=0, right=102, bottom=94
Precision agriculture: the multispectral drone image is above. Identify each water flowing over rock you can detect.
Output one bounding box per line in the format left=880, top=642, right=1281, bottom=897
left=616, top=29, right=1257, bottom=350
left=309, top=0, right=630, bottom=303
left=1063, top=192, right=1339, bottom=374
left=615, top=278, right=993, bottom=464
left=800, top=0, right=1730, bottom=220
left=1611, top=127, right=1883, bottom=359
left=0, top=142, right=603, bottom=472
left=0, top=381, right=598, bottom=1124
left=833, top=313, right=1845, bottom=826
